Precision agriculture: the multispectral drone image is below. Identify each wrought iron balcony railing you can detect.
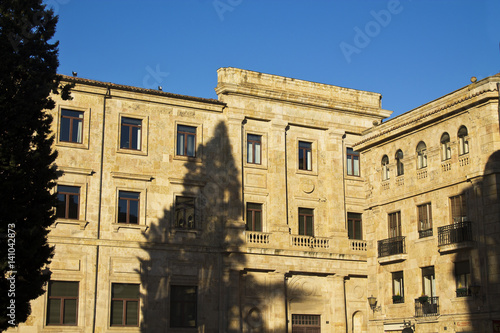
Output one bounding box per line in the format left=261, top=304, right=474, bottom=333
left=438, top=221, right=472, bottom=246
left=415, top=296, right=439, bottom=317
left=378, top=236, right=406, bottom=257
left=418, top=228, right=433, bottom=238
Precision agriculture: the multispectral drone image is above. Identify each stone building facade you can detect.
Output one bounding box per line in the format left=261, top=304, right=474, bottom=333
left=7, top=68, right=500, bottom=333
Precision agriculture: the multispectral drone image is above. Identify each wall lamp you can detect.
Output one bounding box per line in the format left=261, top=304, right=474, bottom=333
left=368, top=295, right=381, bottom=313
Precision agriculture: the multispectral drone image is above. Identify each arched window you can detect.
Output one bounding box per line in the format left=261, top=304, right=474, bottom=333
left=382, top=155, right=390, bottom=180
left=458, top=126, right=469, bottom=155
left=395, top=149, right=404, bottom=176
left=416, top=141, right=427, bottom=169
left=441, top=133, right=451, bottom=161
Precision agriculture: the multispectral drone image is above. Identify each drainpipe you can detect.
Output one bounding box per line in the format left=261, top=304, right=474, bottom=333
left=285, top=125, right=290, bottom=230
left=341, top=133, right=347, bottom=231
left=284, top=273, right=290, bottom=333
left=241, top=118, right=247, bottom=222
left=92, top=87, right=110, bottom=333
left=344, top=276, right=349, bottom=333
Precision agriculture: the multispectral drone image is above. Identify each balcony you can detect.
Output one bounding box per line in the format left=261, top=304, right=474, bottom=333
left=377, top=236, right=407, bottom=264
left=245, top=231, right=270, bottom=245
left=438, top=221, right=474, bottom=253
left=291, top=235, right=330, bottom=249
left=415, top=296, right=439, bottom=317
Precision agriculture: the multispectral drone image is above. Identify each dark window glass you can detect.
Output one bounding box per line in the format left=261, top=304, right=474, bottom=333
left=392, top=271, right=404, bottom=302
left=246, top=203, right=262, bottom=231
left=417, top=141, right=427, bottom=169
left=455, top=261, right=470, bottom=296
left=441, top=132, right=451, bottom=161
left=396, top=150, right=404, bottom=176
left=346, top=148, right=360, bottom=176
left=450, top=194, right=467, bottom=223
left=382, top=155, right=390, bottom=180
left=110, top=283, right=140, bottom=326
left=388, top=211, right=401, bottom=238
left=118, top=191, right=140, bottom=224
left=418, top=203, right=432, bottom=238
left=347, top=213, right=362, bottom=240
left=46, top=281, right=79, bottom=325
left=56, top=185, right=80, bottom=220
left=120, top=117, right=142, bottom=150
left=458, top=126, right=469, bottom=155
left=298, top=208, right=314, bottom=236
left=247, top=134, right=262, bottom=164
left=298, top=141, right=312, bottom=171
left=170, top=286, right=197, bottom=328
left=177, top=125, right=196, bottom=157
left=175, top=197, right=196, bottom=229
left=60, top=109, right=84, bottom=143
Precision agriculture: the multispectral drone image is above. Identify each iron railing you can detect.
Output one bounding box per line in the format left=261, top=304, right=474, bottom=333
left=378, top=236, right=406, bottom=257
left=438, top=221, right=472, bottom=246
left=418, top=228, right=433, bottom=238
left=415, top=296, right=439, bottom=317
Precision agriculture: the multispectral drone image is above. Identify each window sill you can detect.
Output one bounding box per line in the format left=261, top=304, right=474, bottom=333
left=56, top=141, right=88, bottom=150
left=52, top=219, right=88, bottom=230
left=117, top=148, right=148, bottom=156
left=112, top=223, right=148, bottom=232
left=244, top=162, right=268, bottom=170
left=173, top=154, right=202, bottom=164
left=296, top=169, right=318, bottom=176
left=42, top=326, right=84, bottom=332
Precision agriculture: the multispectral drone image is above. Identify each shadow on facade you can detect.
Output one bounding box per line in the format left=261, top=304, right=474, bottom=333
left=135, top=121, right=287, bottom=332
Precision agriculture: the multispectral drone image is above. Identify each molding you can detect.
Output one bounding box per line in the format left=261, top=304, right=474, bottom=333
left=111, top=171, right=153, bottom=182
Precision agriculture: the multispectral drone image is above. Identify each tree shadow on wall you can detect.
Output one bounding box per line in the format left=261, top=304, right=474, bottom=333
left=136, top=121, right=288, bottom=332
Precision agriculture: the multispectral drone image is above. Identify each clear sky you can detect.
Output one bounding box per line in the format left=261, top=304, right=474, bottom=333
left=50, top=0, right=500, bottom=118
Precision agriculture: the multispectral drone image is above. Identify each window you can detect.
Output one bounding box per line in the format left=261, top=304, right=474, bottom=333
left=388, top=211, right=401, bottom=238
left=298, top=208, right=314, bottom=236
left=347, top=213, right=362, bottom=240
left=392, top=271, right=404, bottom=303
left=291, top=314, right=320, bottom=333
left=247, top=134, right=261, bottom=164
left=346, top=147, right=360, bottom=176
left=395, top=149, right=404, bottom=176
left=175, top=196, right=195, bottom=229
left=298, top=141, right=312, bottom=171
left=455, top=261, right=471, bottom=297
left=441, top=133, right=451, bottom=161
left=450, top=194, right=467, bottom=223
left=170, top=286, right=197, bottom=328
left=60, top=109, right=83, bottom=143
left=177, top=125, right=196, bottom=157
left=246, top=203, right=262, bottom=231
left=381, top=155, right=390, bottom=180
left=120, top=117, right=142, bottom=150
left=416, top=141, right=427, bottom=169
left=118, top=191, right=140, bottom=224
left=422, top=266, right=435, bottom=297
left=110, top=283, right=140, bottom=327
left=46, top=281, right=79, bottom=326
left=418, top=203, right=433, bottom=238
left=458, top=126, right=469, bottom=155
left=56, top=185, right=80, bottom=220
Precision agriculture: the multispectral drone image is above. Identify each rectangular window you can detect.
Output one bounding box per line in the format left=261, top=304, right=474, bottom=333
left=347, top=213, right=362, bottom=240
left=298, top=208, right=314, bottom=236
left=246, top=203, right=262, bottom=231
left=60, top=109, right=83, bottom=143
left=247, top=134, right=262, bottom=164
left=177, top=125, right=196, bottom=157
left=175, top=196, right=195, bottom=229
left=455, top=261, right=470, bottom=297
left=418, top=203, right=433, bottom=238
left=346, top=148, right=360, bottom=176
left=422, top=266, right=436, bottom=297
left=450, top=194, right=467, bottom=223
left=56, top=185, right=80, bottom=220
left=291, top=314, right=321, bottom=332
left=120, top=117, right=142, bottom=150
left=118, top=191, right=140, bottom=224
left=392, top=271, right=404, bottom=303
left=388, top=211, right=401, bottom=238
left=170, top=286, right=197, bottom=328
left=46, top=281, right=79, bottom=326
left=298, top=141, right=312, bottom=171
left=110, top=283, right=140, bottom=327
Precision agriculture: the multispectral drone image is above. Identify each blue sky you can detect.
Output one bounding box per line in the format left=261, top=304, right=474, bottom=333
left=50, top=0, right=500, bottom=118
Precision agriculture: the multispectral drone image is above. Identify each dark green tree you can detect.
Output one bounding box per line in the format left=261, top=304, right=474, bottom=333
left=0, top=0, right=71, bottom=330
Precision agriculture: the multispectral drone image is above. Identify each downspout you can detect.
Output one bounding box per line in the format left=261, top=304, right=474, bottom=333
left=341, top=133, right=347, bottom=231
left=284, top=273, right=289, bottom=333
left=285, top=125, right=290, bottom=230
left=241, top=118, right=247, bottom=222
left=344, top=276, right=349, bottom=333
left=92, top=87, right=110, bottom=333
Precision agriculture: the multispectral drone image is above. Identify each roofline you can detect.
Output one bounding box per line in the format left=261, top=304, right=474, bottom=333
left=58, top=74, right=226, bottom=106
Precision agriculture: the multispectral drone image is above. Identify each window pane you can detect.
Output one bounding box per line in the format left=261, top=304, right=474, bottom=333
left=354, top=220, right=362, bottom=239
left=60, top=117, right=71, bottom=141
left=348, top=220, right=354, bottom=239
left=254, top=210, right=262, bottom=231
left=120, top=191, right=140, bottom=200
left=306, top=215, right=313, bottom=235
left=111, top=300, right=123, bottom=326
left=118, top=199, right=128, bottom=223
left=47, top=298, right=61, bottom=325
left=71, top=118, right=82, bottom=143
left=68, top=194, right=79, bottom=219
left=129, top=200, right=139, bottom=224
left=178, top=125, right=196, bottom=133
left=346, top=155, right=352, bottom=175
left=50, top=281, right=79, bottom=297
left=187, top=134, right=195, bottom=157
left=247, top=141, right=253, bottom=163
left=56, top=193, right=67, bottom=218
left=126, top=301, right=139, bottom=326
left=353, top=156, right=359, bottom=176
left=113, top=284, right=140, bottom=298
left=299, top=215, right=305, bottom=235
left=63, top=299, right=77, bottom=324
left=120, top=125, right=130, bottom=148
left=177, top=132, right=184, bottom=155
left=131, top=126, right=140, bottom=150
left=306, top=150, right=312, bottom=170
left=298, top=149, right=304, bottom=169
left=254, top=142, right=261, bottom=164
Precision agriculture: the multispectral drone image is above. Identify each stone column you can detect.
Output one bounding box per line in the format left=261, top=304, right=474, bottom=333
left=329, top=274, right=347, bottom=333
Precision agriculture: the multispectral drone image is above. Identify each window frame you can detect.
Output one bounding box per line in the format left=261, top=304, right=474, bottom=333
left=46, top=281, right=79, bottom=326
left=59, top=109, right=84, bottom=144
left=120, top=117, right=142, bottom=151
left=170, top=285, right=198, bottom=328
left=458, top=126, right=469, bottom=155
left=441, top=132, right=451, bottom=161
left=421, top=266, right=436, bottom=297
left=347, top=212, right=362, bottom=240
left=346, top=147, right=360, bottom=176
left=388, top=211, right=401, bottom=238
left=246, top=202, right=263, bottom=231
left=247, top=134, right=262, bottom=165
left=117, top=191, right=140, bottom=224
left=450, top=194, right=467, bottom=223
left=298, top=208, right=314, bottom=236
left=176, top=124, right=197, bottom=157
left=395, top=149, right=404, bottom=176
left=416, top=141, right=427, bottom=169
left=455, top=260, right=471, bottom=296
left=174, top=196, right=196, bottom=230
left=392, top=271, right=404, bottom=303
left=110, top=283, right=140, bottom=327
left=417, top=203, right=433, bottom=238
left=298, top=141, right=312, bottom=171
left=56, top=185, right=80, bottom=220
left=381, top=155, right=390, bottom=180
